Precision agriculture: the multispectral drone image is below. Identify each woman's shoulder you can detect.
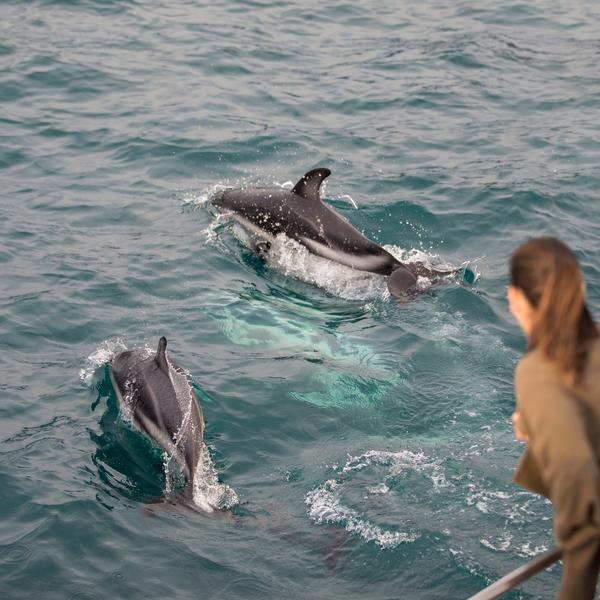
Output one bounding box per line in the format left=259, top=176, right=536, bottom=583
left=516, top=348, right=558, bottom=381
left=587, top=336, right=600, bottom=363
left=515, top=350, right=570, bottom=403
left=583, top=337, right=600, bottom=385
left=516, top=338, right=600, bottom=390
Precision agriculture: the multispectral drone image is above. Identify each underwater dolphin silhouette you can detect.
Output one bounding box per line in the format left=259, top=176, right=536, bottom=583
left=110, top=337, right=204, bottom=502
left=212, top=168, right=459, bottom=297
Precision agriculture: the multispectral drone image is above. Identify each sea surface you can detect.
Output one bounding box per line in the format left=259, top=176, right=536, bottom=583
left=2, top=1, right=600, bottom=598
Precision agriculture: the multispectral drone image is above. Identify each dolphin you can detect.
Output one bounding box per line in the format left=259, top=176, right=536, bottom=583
left=212, top=168, right=458, bottom=297
left=110, top=337, right=204, bottom=503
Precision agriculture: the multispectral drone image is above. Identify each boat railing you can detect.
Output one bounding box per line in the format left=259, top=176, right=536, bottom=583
left=467, top=547, right=562, bottom=600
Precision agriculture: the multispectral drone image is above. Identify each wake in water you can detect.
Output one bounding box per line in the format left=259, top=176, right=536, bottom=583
left=82, top=340, right=238, bottom=512
left=305, top=449, right=447, bottom=549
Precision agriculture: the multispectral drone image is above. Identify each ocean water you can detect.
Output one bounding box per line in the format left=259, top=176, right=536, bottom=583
left=1, top=1, right=600, bottom=598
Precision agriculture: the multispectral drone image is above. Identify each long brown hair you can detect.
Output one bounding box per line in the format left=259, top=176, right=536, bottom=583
left=511, top=237, right=598, bottom=386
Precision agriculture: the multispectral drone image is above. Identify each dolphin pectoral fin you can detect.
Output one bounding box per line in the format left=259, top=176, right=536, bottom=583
left=387, top=267, right=418, bottom=298
left=292, top=168, right=331, bottom=201
left=155, top=336, right=169, bottom=375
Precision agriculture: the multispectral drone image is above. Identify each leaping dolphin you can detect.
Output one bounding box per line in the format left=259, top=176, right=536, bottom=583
left=212, top=168, right=459, bottom=297
left=110, top=337, right=204, bottom=503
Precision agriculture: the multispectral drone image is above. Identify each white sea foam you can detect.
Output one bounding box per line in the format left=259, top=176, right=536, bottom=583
left=341, top=449, right=449, bottom=490
left=367, top=483, right=390, bottom=495
left=466, top=485, right=514, bottom=515
left=517, top=542, right=549, bottom=558
left=163, top=449, right=174, bottom=495
left=119, top=375, right=137, bottom=423
left=79, top=339, right=128, bottom=386
left=480, top=532, right=513, bottom=552
left=160, top=442, right=239, bottom=512
left=305, top=449, right=447, bottom=548
left=305, top=480, right=418, bottom=549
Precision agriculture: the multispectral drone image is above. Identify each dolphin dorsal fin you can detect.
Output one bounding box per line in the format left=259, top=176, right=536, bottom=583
left=292, top=168, right=331, bottom=201
left=155, top=336, right=169, bottom=374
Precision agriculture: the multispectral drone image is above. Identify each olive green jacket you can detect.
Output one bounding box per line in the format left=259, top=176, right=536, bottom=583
left=514, top=339, right=600, bottom=599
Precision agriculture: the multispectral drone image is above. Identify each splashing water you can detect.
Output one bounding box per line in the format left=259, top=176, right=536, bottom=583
left=328, top=193, right=358, bottom=209
left=180, top=184, right=228, bottom=211
left=192, top=444, right=239, bottom=512
left=79, top=339, right=128, bottom=386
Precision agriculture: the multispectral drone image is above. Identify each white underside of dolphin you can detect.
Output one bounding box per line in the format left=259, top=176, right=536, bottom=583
left=230, top=212, right=394, bottom=274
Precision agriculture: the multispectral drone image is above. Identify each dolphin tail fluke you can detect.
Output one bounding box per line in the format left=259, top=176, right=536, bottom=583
left=155, top=336, right=169, bottom=374
left=387, top=267, right=418, bottom=299
left=292, top=168, right=331, bottom=200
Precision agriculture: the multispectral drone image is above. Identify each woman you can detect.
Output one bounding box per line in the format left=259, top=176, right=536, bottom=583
left=508, top=237, right=600, bottom=599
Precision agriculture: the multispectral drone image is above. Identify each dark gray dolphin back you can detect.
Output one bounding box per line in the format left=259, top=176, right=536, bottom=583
left=110, top=337, right=204, bottom=486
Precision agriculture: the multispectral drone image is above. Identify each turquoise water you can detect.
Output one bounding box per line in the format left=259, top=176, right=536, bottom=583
left=2, top=1, right=600, bottom=598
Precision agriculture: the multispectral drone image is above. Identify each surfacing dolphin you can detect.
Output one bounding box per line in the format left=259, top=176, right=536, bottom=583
left=110, top=337, right=205, bottom=505
left=212, top=168, right=460, bottom=298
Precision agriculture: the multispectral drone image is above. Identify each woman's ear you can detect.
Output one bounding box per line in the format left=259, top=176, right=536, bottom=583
left=507, top=285, right=520, bottom=317
left=507, top=286, right=534, bottom=336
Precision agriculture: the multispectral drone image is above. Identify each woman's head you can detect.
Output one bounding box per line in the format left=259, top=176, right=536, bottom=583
left=508, top=237, right=597, bottom=385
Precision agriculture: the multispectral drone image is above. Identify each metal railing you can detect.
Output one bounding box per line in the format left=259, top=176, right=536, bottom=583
left=467, top=547, right=562, bottom=600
